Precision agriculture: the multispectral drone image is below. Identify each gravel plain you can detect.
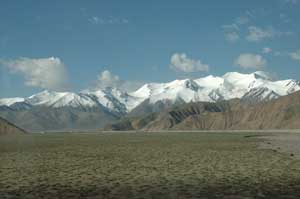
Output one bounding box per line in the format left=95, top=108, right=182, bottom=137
left=1, top=132, right=300, bottom=199
left=259, top=132, right=300, bottom=159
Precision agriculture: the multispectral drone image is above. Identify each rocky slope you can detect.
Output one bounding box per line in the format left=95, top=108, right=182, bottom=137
left=0, top=117, right=27, bottom=135
left=106, top=91, right=300, bottom=131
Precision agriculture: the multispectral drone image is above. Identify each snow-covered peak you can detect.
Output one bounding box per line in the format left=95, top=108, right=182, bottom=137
left=194, top=75, right=224, bottom=89
left=130, top=71, right=300, bottom=105
left=0, top=97, right=25, bottom=106
left=26, top=90, right=98, bottom=108
left=50, top=93, right=97, bottom=108
left=265, top=79, right=300, bottom=96
left=223, top=72, right=258, bottom=89
left=26, top=90, right=66, bottom=106
left=130, top=83, right=155, bottom=98
left=166, top=79, right=199, bottom=91
left=102, top=87, right=144, bottom=112
left=130, top=79, right=201, bottom=104
left=84, top=89, right=126, bottom=113
left=221, top=71, right=272, bottom=90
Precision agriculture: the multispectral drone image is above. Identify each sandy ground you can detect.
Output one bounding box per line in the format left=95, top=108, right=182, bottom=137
left=259, top=133, right=300, bottom=159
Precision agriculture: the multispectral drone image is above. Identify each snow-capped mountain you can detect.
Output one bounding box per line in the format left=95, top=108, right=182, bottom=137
left=241, top=87, right=280, bottom=104
left=1, top=71, right=300, bottom=113
left=0, top=97, right=25, bottom=106
left=26, top=90, right=98, bottom=108
left=130, top=71, right=300, bottom=106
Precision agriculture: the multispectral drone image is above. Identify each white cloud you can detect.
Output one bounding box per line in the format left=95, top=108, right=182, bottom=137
left=90, top=17, right=100, bottom=24
left=262, top=47, right=272, bottom=54
left=246, top=26, right=293, bottom=42
left=222, top=24, right=240, bottom=42
left=96, top=70, right=122, bottom=88
left=95, top=70, right=142, bottom=92
left=235, top=16, right=250, bottom=25
left=89, top=16, right=129, bottom=25
left=246, top=26, right=275, bottom=42
left=245, top=10, right=256, bottom=19
left=234, top=54, right=267, bottom=69
left=222, top=12, right=252, bottom=42
left=225, top=32, right=240, bottom=42
left=274, top=51, right=283, bottom=56
left=284, top=0, right=298, bottom=4
left=289, top=50, right=300, bottom=60
left=170, top=53, right=209, bottom=73
left=1, top=57, right=68, bottom=90
left=280, top=13, right=291, bottom=23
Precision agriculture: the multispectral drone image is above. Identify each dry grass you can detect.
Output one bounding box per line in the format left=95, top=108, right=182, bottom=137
left=1, top=132, right=300, bottom=199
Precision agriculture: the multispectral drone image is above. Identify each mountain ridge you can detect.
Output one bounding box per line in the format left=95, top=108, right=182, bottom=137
left=1, top=71, right=300, bottom=131
left=1, top=71, right=299, bottom=113
left=106, top=91, right=300, bottom=131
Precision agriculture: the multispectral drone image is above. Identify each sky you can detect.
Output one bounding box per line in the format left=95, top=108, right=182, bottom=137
left=0, top=0, right=300, bottom=98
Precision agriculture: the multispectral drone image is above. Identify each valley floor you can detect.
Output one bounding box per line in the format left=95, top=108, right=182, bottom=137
left=1, top=132, right=300, bottom=199
left=259, top=133, right=300, bottom=159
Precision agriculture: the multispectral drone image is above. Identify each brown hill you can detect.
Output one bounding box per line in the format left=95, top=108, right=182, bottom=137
left=0, top=117, right=28, bottom=135
left=105, top=91, right=300, bottom=131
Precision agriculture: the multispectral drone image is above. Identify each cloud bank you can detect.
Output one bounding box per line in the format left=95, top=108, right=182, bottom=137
left=96, top=70, right=122, bottom=88
left=222, top=24, right=240, bottom=42
left=289, top=50, right=300, bottom=60
left=234, top=54, right=267, bottom=69
left=95, top=70, right=143, bottom=92
left=284, top=0, right=299, bottom=4
left=89, top=16, right=129, bottom=25
left=246, top=26, right=275, bottom=42
left=170, top=53, right=209, bottom=73
left=1, top=57, right=68, bottom=90
left=262, top=47, right=272, bottom=54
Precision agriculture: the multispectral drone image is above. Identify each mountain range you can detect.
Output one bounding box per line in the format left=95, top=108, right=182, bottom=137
left=1, top=71, right=300, bottom=131
left=106, top=90, right=300, bottom=131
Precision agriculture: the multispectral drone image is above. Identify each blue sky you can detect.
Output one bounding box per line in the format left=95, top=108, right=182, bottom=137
left=0, top=0, right=300, bottom=97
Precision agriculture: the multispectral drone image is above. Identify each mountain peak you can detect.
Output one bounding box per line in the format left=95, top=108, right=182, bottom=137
left=0, top=97, right=25, bottom=106
left=194, top=75, right=224, bottom=89
left=166, top=79, right=199, bottom=91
